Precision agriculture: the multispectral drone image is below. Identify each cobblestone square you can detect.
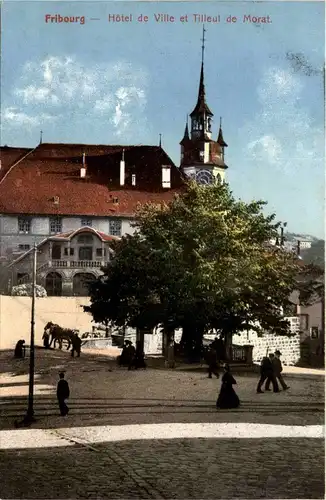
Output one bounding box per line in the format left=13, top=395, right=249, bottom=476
left=0, top=348, right=324, bottom=498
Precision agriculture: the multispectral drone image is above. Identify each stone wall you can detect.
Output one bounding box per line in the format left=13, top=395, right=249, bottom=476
left=234, top=329, right=301, bottom=366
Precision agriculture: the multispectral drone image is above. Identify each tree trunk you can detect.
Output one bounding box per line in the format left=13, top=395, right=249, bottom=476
left=136, top=328, right=145, bottom=351
left=163, top=326, right=175, bottom=367
left=224, top=332, right=233, bottom=362
left=181, top=324, right=204, bottom=363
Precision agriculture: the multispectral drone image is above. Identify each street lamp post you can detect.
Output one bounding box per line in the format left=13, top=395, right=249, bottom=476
left=280, top=222, right=287, bottom=247
left=24, top=242, right=37, bottom=424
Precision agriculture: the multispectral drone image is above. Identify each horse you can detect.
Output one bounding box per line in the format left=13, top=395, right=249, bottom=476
left=44, top=322, right=76, bottom=350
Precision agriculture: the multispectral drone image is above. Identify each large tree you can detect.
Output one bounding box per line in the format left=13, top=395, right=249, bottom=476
left=85, top=181, right=302, bottom=360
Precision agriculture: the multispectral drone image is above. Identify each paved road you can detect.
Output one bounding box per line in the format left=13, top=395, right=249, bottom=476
left=0, top=349, right=324, bottom=429
left=0, top=436, right=324, bottom=498
left=0, top=349, right=324, bottom=499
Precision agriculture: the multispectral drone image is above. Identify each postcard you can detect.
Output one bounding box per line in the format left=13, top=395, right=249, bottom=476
left=0, top=1, right=324, bottom=499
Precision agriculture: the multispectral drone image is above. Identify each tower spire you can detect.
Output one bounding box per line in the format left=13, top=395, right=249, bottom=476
left=180, top=116, right=190, bottom=145
left=217, top=116, right=228, bottom=147
left=201, top=25, right=206, bottom=66
left=190, top=27, right=213, bottom=120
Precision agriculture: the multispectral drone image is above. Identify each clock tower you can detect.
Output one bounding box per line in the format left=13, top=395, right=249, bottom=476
left=180, top=27, right=228, bottom=185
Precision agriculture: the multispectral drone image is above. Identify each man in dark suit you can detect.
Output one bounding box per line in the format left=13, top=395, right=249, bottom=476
left=57, top=372, right=70, bottom=416
left=265, top=350, right=289, bottom=391
left=257, top=353, right=279, bottom=393
left=207, top=346, right=220, bottom=378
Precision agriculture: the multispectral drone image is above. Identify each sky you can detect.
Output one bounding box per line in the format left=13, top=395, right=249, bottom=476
left=1, top=1, right=325, bottom=238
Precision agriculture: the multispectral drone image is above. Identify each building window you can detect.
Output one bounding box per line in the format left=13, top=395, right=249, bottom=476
left=81, top=218, right=92, bottom=227
left=18, top=217, right=31, bottom=234
left=18, top=244, right=30, bottom=252
left=64, top=248, right=74, bottom=256
left=51, top=244, right=61, bottom=260
left=78, top=234, right=93, bottom=244
left=45, top=272, right=62, bottom=296
left=96, top=248, right=106, bottom=257
left=109, top=219, right=122, bottom=236
left=79, top=247, right=93, bottom=261
left=311, top=327, right=319, bottom=339
left=17, top=272, right=29, bottom=284
left=49, top=217, right=62, bottom=234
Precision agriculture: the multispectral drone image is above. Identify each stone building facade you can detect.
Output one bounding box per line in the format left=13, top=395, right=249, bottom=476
left=6, top=227, right=119, bottom=296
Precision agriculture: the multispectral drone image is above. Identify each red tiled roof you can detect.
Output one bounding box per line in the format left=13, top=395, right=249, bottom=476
left=0, top=143, right=185, bottom=217
left=0, top=146, right=33, bottom=180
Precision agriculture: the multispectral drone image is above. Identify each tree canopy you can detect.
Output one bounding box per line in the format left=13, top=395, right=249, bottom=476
left=85, top=181, right=303, bottom=354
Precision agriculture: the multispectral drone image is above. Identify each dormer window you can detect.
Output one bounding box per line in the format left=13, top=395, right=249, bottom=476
left=81, top=217, right=92, bottom=227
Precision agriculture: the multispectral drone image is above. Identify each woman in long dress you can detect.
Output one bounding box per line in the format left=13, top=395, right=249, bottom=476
left=216, top=363, right=240, bottom=409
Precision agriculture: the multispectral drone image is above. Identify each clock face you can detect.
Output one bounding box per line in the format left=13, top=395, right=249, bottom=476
left=195, top=170, right=213, bottom=185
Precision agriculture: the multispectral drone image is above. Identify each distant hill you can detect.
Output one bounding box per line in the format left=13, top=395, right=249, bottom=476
left=281, top=233, right=324, bottom=269
left=301, top=239, right=325, bottom=269
left=285, top=232, right=319, bottom=243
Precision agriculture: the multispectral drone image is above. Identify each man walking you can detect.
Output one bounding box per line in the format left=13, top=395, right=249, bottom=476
left=207, top=345, right=219, bottom=379
left=265, top=350, right=289, bottom=391
left=57, top=372, right=70, bottom=416
left=257, top=353, right=279, bottom=393
left=71, top=332, right=82, bottom=357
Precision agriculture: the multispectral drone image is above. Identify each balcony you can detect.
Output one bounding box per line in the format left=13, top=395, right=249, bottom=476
left=52, top=260, right=104, bottom=268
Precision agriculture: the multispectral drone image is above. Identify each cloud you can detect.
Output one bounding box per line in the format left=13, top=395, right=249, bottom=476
left=4, top=56, right=148, bottom=138
left=248, top=135, right=282, bottom=166
left=3, top=107, right=54, bottom=126
left=243, top=67, right=323, bottom=175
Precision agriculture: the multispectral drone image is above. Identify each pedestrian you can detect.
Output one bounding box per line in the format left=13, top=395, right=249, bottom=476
left=134, top=340, right=146, bottom=369
left=207, top=346, right=219, bottom=379
left=127, top=341, right=136, bottom=370
left=14, top=340, right=25, bottom=358
left=71, top=332, right=82, bottom=357
left=257, top=353, right=279, bottom=393
left=167, top=340, right=175, bottom=369
left=57, top=372, right=70, bottom=416
left=211, top=335, right=227, bottom=363
left=265, top=350, right=289, bottom=391
left=42, top=330, right=50, bottom=349
left=118, top=341, right=129, bottom=366
left=216, top=363, right=240, bottom=409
